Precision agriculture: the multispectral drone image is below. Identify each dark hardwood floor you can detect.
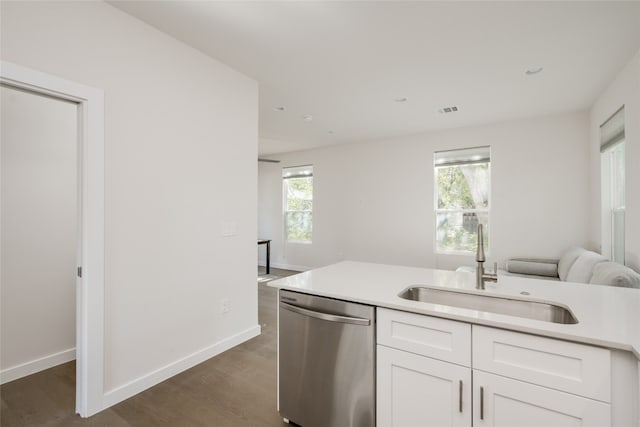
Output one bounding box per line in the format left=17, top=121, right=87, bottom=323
left=0, top=267, right=298, bottom=427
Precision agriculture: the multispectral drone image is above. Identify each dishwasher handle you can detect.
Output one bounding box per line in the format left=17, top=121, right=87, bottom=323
left=280, top=301, right=371, bottom=326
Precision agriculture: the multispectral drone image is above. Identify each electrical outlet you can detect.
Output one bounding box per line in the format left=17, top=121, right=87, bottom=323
left=220, top=298, right=230, bottom=314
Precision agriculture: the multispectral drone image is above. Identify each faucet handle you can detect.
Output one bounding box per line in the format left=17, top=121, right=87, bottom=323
left=493, top=262, right=498, bottom=274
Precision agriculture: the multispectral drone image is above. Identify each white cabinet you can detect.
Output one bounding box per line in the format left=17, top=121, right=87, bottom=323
left=376, top=308, right=613, bottom=427
left=473, top=371, right=611, bottom=427
left=377, top=309, right=472, bottom=427
left=377, top=345, right=471, bottom=427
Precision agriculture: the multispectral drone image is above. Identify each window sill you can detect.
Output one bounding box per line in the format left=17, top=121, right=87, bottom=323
left=437, top=250, right=490, bottom=256
left=286, top=240, right=312, bottom=245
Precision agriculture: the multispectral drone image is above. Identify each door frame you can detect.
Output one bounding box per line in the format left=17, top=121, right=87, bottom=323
left=1, top=61, right=105, bottom=417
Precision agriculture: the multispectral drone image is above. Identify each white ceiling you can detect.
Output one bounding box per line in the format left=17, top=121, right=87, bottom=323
left=110, top=1, right=640, bottom=156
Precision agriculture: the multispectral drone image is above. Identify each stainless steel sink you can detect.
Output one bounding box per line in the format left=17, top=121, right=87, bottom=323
left=398, top=287, right=578, bottom=324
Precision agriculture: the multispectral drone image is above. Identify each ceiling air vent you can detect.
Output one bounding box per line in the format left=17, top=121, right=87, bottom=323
left=438, top=106, right=459, bottom=114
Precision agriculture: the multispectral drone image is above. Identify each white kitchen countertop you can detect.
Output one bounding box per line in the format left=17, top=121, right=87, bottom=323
left=268, top=261, right=640, bottom=359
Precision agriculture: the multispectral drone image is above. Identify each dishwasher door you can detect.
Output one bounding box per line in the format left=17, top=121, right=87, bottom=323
left=278, top=290, right=375, bottom=427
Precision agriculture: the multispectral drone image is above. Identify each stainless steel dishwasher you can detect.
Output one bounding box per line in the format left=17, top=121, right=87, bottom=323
left=278, top=289, right=375, bottom=427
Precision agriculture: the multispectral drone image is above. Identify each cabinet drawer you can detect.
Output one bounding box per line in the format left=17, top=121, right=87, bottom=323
left=377, top=308, right=471, bottom=366
left=473, top=326, right=611, bottom=402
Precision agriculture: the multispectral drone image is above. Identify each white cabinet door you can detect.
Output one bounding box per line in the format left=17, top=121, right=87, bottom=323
left=473, top=371, right=611, bottom=427
left=377, top=345, right=471, bottom=427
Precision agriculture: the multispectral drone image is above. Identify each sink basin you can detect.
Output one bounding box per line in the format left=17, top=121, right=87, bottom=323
left=398, top=287, right=578, bottom=324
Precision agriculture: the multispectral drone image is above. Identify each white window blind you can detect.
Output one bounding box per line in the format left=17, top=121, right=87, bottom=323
left=600, top=105, right=625, bottom=152
left=282, top=165, right=313, bottom=179
left=435, top=146, right=490, bottom=167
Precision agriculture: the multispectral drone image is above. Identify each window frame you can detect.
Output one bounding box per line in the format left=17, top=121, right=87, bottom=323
left=601, top=140, right=625, bottom=264
left=434, top=148, right=491, bottom=255
left=599, top=105, right=625, bottom=265
left=282, top=165, right=313, bottom=244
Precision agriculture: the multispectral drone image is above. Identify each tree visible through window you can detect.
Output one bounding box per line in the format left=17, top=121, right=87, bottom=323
left=283, top=165, right=313, bottom=242
left=435, top=147, right=490, bottom=253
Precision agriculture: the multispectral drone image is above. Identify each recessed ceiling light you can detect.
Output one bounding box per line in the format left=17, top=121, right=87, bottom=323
left=525, top=67, right=544, bottom=75
left=394, top=97, right=408, bottom=103
left=273, top=106, right=285, bottom=111
left=302, top=114, right=313, bottom=122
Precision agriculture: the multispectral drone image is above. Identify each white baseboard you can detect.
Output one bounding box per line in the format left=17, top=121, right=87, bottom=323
left=258, top=261, right=309, bottom=272
left=0, top=347, right=76, bottom=385
left=102, top=324, right=261, bottom=409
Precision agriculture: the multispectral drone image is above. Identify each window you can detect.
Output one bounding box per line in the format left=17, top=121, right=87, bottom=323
left=283, top=165, right=313, bottom=243
left=434, top=146, right=490, bottom=253
left=600, top=106, right=625, bottom=264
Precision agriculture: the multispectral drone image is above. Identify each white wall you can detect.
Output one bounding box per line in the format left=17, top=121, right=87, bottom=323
left=1, top=0, right=258, bottom=406
left=589, top=50, right=640, bottom=272
left=259, top=112, right=590, bottom=271
left=1, top=86, right=77, bottom=382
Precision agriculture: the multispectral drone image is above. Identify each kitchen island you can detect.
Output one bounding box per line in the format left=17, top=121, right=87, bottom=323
left=269, top=261, right=640, bottom=427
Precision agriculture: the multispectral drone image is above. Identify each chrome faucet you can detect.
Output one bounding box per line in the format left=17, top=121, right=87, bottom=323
left=476, top=224, right=497, bottom=290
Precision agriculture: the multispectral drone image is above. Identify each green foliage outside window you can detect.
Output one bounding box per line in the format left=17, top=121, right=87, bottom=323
left=436, top=163, right=489, bottom=252
left=285, top=176, right=313, bottom=242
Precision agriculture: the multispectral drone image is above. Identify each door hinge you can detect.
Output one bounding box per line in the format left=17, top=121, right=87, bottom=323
left=77, top=266, right=82, bottom=278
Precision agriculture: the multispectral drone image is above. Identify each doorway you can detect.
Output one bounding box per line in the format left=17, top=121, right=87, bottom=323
left=1, top=83, right=78, bottom=383
left=0, top=62, right=104, bottom=417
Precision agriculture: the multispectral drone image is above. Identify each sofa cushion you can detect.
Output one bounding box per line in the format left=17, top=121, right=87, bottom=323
left=590, top=262, right=640, bottom=288
left=506, top=258, right=559, bottom=278
left=557, top=247, right=585, bottom=281
left=565, top=251, right=607, bottom=283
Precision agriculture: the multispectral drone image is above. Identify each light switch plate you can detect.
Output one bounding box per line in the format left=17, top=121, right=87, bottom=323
left=221, top=221, right=237, bottom=237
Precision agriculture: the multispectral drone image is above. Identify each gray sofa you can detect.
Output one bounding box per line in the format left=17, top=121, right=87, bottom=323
left=505, top=247, right=640, bottom=288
